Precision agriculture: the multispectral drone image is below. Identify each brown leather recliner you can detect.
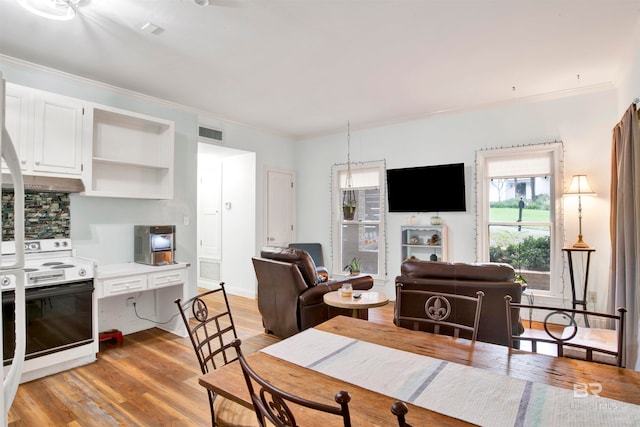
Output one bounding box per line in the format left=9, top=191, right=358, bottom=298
left=395, top=259, right=523, bottom=346
left=253, top=246, right=374, bottom=339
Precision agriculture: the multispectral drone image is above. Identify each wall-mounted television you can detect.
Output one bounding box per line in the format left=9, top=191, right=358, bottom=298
left=386, top=163, right=466, bottom=212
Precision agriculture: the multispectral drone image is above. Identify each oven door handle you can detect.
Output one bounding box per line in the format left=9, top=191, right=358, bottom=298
left=26, top=281, right=94, bottom=299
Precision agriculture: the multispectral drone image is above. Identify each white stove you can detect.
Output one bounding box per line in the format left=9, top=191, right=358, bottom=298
left=1, top=238, right=94, bottom=289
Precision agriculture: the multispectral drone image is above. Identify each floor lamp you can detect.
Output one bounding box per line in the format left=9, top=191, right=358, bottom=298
left=565, top=174, right=596, bottom=248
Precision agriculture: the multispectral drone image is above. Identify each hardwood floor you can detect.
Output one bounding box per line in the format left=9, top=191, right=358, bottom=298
left=7, top=292, right=395, bottom=426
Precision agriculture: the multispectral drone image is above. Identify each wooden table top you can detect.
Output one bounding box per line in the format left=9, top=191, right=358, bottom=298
left=323, top=290, right=389, bottom=310
left=199, top=316, right=640, bottom=426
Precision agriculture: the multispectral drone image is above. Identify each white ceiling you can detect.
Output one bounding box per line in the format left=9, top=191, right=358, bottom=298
left=1, top=0, right=639, bottom=139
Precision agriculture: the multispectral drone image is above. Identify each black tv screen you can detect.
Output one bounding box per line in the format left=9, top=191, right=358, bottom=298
left=386, top=163, right=466, bottom=212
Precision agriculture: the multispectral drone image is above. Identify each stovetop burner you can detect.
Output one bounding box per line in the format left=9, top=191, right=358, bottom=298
left=0, top=238, right=95, bottom=289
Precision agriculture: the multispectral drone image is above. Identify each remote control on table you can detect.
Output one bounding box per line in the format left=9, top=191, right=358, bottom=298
left=353, top=293, right=362, bottom=299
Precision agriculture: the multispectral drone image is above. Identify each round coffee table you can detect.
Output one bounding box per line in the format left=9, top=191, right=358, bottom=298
left=323, top=290, right=389, bottom=318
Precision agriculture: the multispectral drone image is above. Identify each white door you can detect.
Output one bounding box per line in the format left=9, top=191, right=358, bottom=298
left=265, top=169, right=295, bottom=247
left=199, top=163, right=222, bottom=260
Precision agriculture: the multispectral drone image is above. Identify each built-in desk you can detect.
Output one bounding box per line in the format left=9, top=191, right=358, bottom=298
left=95, top=262, right=190, bottom=342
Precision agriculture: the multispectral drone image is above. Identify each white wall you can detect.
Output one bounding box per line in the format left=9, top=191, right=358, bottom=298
left=295, top=88, right=619, bottom=303
left=0, top=55, right=295, bottom=302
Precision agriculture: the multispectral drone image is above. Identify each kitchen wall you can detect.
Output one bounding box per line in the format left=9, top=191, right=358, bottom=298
left=294, top=87, right=619, bottom=307
left=0, top=55, right=296, bottom=300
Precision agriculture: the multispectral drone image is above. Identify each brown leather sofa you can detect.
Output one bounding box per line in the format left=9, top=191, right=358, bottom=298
left=253, top=246, right=374, bottom=339
left=394, top=259, right=523, bottom=346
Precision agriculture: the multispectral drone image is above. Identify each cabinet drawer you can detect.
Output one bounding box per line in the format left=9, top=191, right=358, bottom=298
left=102, top=275, right=148, bottom=296
left=148, top=269, right=186, bottom=289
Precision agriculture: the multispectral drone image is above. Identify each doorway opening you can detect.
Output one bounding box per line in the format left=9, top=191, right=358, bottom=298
left=197, top=142, right=256, bottom=298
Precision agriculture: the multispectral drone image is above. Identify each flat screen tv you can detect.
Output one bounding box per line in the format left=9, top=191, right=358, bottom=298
left=386, top=163, right=466, bottom=212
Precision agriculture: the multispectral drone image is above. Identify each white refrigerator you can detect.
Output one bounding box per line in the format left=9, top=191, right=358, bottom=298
left=0, top=72, right=26, bottom=425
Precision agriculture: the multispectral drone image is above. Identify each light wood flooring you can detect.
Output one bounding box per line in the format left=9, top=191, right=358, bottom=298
left=7, top=292, right=394, bottom=426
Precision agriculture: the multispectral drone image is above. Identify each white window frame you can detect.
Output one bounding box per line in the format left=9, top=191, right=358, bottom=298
left=331, top=160, right=386, bottom=281
left=476, top=143, right=564, bottom=297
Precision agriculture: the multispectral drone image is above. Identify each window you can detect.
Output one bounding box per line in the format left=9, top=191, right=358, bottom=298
left=331, top=161, right=386, bottom=279
left=476, top=143, right=563, bottom=294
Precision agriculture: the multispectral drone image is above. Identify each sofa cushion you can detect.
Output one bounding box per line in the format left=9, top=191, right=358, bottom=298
left=260, top=246, right=320, bottom=286
left=400, top=259, right=515, bottom=282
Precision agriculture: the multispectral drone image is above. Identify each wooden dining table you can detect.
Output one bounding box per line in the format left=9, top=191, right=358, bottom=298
left=199, top=316, right=640, bottom=426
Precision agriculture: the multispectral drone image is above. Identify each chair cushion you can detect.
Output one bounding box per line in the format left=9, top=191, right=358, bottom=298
left=260, top=246, right=320, bottom=286
left=214, top=395, right=260, bottom=427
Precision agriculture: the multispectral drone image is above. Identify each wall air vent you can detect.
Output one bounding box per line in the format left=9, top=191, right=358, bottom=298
left=198, top=125, right=224, bottom=144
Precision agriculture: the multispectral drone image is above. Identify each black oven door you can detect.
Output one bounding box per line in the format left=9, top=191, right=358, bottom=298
left=3, top=280, right=94, bottom=365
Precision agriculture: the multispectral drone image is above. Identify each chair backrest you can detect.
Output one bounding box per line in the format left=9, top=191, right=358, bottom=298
left=504, top=295, right=627, bottom=367
left=288, top=243, right=325, bottom=267
left=395, top=287, right=485, bottom=341
left=174, top=283, right=239, bottom=375
left=390, top=401, right=413, bottom=427
left=261, top=246, right=320, bottom=287
left=231, top=339, right=352, bottom=427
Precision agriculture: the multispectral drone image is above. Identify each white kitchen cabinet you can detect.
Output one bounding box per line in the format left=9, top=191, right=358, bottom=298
left=4, top=83, right=84, bottom=176
left=33, top=92, right=84, bottom=175
left=82, top=105, right=175, bottom=199
left=401, top=225, right=448, bottom=262
left=95, top=262, right=189, bottom=338
left=101, top=274, right=148, bottom=296
left=2, top=84, right=30, bottom=171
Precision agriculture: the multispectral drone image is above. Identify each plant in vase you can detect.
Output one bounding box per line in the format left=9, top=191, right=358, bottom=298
left=342, top=189, right=356, bottom=220
left=344, top=257, right=361, bottom=276
left=343, top=199, right=356, bottom=221
left=514, top=273, right=527, bottom=291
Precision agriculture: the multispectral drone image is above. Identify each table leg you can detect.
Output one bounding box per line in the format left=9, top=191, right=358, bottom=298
left=352, top=308, right=359, bottom=318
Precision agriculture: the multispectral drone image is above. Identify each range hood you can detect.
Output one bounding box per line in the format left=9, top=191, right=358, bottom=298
left=1, top=174, right=85, bottom=193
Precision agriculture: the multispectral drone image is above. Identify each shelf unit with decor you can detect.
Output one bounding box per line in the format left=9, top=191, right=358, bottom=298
left=82, top=105, right=175, bottom=199
left=401, top=225, right=448, bottom=262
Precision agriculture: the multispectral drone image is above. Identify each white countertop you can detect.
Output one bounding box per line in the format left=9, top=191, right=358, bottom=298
left=95, top=261, right=190, bottom=279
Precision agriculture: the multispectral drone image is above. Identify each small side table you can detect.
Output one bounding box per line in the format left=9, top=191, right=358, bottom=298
left=562, top=246, right=596, bottom=327
left=323, top=291, right=389, bottom=318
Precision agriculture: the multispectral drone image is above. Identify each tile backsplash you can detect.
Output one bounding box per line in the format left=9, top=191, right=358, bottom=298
left=2, top=191, right=70, bottom=241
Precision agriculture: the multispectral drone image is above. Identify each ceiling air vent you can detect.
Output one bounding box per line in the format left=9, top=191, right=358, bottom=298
left=199, top=125, right=224, bottom=144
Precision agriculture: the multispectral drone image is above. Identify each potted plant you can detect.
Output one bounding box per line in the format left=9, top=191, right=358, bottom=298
left=342, top=189, right=356, bottom=220
left=514, top=273, right=527, bottom=291
left=344, top=257, right=361, bottom=276
left=343, top=198, right=356, bottom=220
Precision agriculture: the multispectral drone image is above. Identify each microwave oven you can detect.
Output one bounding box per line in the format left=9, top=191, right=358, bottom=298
left=134, top=225, right=176, bottom=266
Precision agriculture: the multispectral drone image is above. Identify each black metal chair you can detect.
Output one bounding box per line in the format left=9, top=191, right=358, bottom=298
left=231, top=338, right=352, bottom=427
left=504, top=295, right=626, bottom=367
left=395, top=288, right=485, bottom=342
left=391, top=401, right=413, bottom=427
left=175, top=284, right=257, bottom=426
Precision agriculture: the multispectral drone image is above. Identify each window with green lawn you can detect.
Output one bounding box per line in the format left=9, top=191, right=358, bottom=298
left=476, top=144, right=563, bottom=294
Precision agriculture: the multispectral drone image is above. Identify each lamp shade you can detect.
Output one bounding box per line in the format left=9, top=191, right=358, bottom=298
left=566, top=175, right=596, bottom=196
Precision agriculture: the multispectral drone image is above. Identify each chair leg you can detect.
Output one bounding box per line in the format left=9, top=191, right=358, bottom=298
left=208, top=389, right=216, bottom=427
